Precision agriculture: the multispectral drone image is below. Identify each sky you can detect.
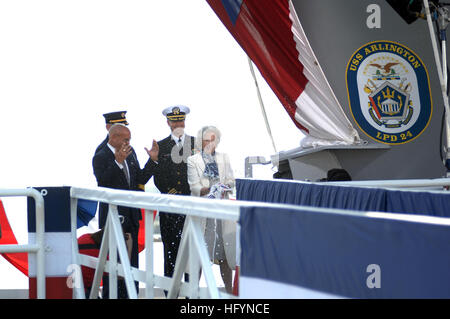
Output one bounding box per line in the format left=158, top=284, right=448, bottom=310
left=0, top=0, right=304, bottom=289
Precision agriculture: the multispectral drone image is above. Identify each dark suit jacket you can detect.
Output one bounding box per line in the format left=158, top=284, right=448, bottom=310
left=153, top=135, right=195, bottom=196
left=92, top=145, right=156, bottom=230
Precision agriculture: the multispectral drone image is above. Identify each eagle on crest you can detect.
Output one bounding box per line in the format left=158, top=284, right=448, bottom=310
left=369, top=62, right=399, bottom=74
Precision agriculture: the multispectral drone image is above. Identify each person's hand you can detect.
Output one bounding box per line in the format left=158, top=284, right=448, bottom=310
left=145, top=139, right=159, bottom=162
left=115, top=142, right=132, bottom=164
left=200, top=187, right=210, bottom=197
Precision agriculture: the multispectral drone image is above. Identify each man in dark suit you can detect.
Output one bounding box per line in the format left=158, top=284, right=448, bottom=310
left=152, top=105, right=195, bottom=280
left=94, top=111, right=129, bottom=155
left=92, top=123, right=158, bottom=297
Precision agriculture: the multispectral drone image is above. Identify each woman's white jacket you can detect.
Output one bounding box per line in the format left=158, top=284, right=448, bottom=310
left=187, top=151, right=236, bottom=268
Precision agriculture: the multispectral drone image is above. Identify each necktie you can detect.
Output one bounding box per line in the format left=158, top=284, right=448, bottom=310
left=178, top=137, right=184, bottom=156
left=122, top=162, right=130, bottom=186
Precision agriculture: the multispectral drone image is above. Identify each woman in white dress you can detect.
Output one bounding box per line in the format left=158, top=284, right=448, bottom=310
left=187, top=125, right=235, bottom=293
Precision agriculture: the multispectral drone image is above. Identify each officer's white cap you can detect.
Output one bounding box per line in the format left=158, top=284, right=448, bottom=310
left=162, top=105, right=190, bottom=121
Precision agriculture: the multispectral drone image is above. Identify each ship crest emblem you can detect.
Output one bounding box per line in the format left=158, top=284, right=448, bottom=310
left=346, top=40, right=432, bottom=145
left=368, top=81, right=412, bottom=128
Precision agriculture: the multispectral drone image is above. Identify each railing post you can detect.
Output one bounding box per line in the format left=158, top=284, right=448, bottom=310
left=108, top=205, right=118, bottom=299
left=70, top=197, right=85, bottom=299
left=28, top=188, right=46, bottom=299
left=189, top=216, right=220, bottom=299
left=0, top=188, right=46, bottom=299
left=145, top=209, right=154, bottom=299
left=188, top=216, right=201, bottom=299
left=108, top=204, right=138, bottom=299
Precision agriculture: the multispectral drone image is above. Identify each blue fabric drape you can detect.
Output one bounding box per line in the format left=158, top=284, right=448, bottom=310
left=236, top=179, right=450, bottom=217
left=240, top=205, right=450, bottom=298
left=76, top=198, right=98, bottom=228
left=28, top=187, right=98, bottom=230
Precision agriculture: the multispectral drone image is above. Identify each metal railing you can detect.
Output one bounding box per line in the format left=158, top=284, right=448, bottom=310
left=69, top=186, right=240, bottom=299
left=2, top=179, right=446, bottom=299
left=324, top=177, right=450, bottom=190
left=0, top=188, right=46, bottom=299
